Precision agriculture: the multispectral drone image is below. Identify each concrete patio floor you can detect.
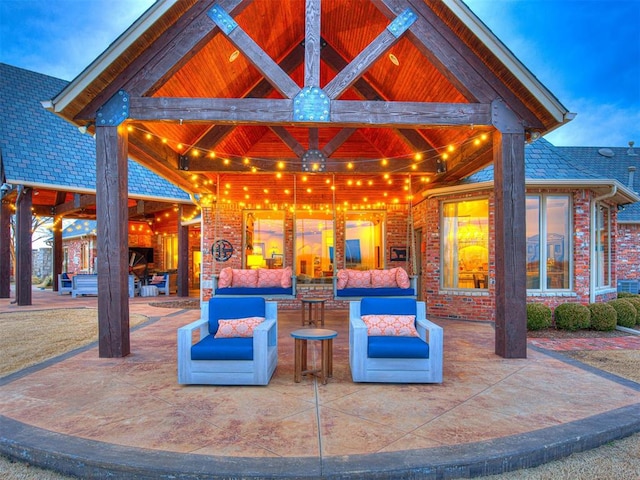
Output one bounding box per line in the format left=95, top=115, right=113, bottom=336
left=1, top=289, right=640, bottom=479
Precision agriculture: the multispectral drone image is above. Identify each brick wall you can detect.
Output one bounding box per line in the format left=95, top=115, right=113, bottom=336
left=616, top=223, right=640, bottom=281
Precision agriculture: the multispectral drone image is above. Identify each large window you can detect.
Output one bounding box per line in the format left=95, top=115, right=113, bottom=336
left=244, top=211, right=285, bottom=269
left=441, top=198, right=489, bottom=289
left=163, top=235, right=178, bottom=270
left=295, top=212, right=334, bottom=282
left=526, top=195, right=571, bottom=290
left=595, top=203, right=611, bottom=288
left=344, top=211, right=385, bottom=270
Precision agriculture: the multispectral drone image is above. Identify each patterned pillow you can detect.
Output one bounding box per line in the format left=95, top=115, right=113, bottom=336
left=346, top=269, right=371, bottom=288
left=371, top=268, right=398, bottom=288
left=214, top=317, right=265, bottom=338
left=257, top=269, right=282, bottom=287
left=231, top=268, right=258, bottom=288
left=218, top=267, right=233, bottom=288
left=336, top=269, right=349, bottom=289
left=150, top=274, right=165, bottom=284
left=281, top=266, right=293, bottom=288
left=361, top=314, right=418, bottom=337
left=396, top=267, right=411, bottom=289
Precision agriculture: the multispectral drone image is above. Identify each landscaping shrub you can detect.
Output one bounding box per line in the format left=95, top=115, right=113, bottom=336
left=608, top=299, right=637, bottom=328
left=554, top=303, right=590, bottom=331
left=624, top=297, right=640, bottom=325
left=617, top=292, right=639, bottom=299
left=526, top=303, right=552, bottom=330
left=588, top=303, right=617, bottom=331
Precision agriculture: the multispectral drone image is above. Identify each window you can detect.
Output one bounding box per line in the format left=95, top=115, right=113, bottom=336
left=344, top=211, right=385, bottom=270
left=441, top=198, right=489, bottom=289
left=526, top=195, right=571, bottom=290
left=295, top=212, right=334, bottom=282
left=163, top=235, right=178, bottom=270
left=595, top=203, right=611, bottom=288
left=244, top=211, right=285, bottom=269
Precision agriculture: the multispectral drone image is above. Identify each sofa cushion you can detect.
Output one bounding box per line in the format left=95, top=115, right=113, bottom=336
left=281, top=266, right=293, bottom=288
left=150, top=274, right=165, bottom=284
left=371, top=268, right=398, bottom=288
left=337, top=269, right=349, bottom=289
left=367, top=336, right=429, bottom=359
left=346, top=269, right=371, bottom=288
left=396, top=268, right=411, bottom=289
left=208, top=297, right=266, bottom=335
left=214, top=317, right=265, bottom=338
left=336, top=287, right=415, bottom=297
left=191, top=335, right=253, bottom=360
left=257, top=269, right=282, bottom=288
left=232, top=269, right=258, bottom=288
left=218, top=267, right=233, bottom=288
left=361, top=314, right=418, bottom=337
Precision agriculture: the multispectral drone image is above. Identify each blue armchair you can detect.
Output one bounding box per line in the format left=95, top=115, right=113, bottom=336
left=57, top=273, right=73, bottom=295
left=177, top=297, right=278, bottom=385
left=349, top=298, right=443, bottom=383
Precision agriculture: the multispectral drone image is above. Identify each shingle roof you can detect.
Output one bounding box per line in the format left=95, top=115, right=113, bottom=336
left=461, top=137, right=640, bottom=222
left=0, top=63, right=190, bottom=202
left=559, top=145, right=640, bottom=222
left=62, top=220, right=97, bottom=240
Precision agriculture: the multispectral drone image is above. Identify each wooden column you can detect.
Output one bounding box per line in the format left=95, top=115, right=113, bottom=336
left=177, top=205, right=189, bottom=297
left=52, top=215, right=63, bottom=292
left=492, top=100, right=527, bottom=358
left=0, top=198, right=12, bottom=298
left=95, top=125, right=130, bottom=358
left=15, top=186, right=33, bottom=306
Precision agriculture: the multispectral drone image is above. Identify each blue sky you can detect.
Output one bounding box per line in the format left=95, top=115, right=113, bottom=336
left=1, top=0, right=638, bottom=147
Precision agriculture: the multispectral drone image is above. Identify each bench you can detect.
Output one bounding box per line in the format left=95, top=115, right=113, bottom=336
left=58, top=273, right=73, bottom=295
left=148, top=273, right=177, bottom=295
left=334, top=267, right=416, bottom=300
left=72, top=274, right=139, bottom=298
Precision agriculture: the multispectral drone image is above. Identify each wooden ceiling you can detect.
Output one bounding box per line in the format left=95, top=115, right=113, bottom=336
left=50, top=0, right=568, bottom=209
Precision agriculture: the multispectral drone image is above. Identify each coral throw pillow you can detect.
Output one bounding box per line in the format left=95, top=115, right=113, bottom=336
left=280, top=266, right=292, bottom=288
left=214, top=317, right=265, bottom=338
left=396, top=267, right=411, bottom=289
left=232, top=269, right=258, bottom=288
left=218, top=267, right=233, bottom=288
left=257, top=269, right=282, bottom=288
left=346, top=269, right=371, bottom=288
left=361, top=314, right=418, bottom=337
left=336, top=269, right=348, bottom=289
left=371, top=269, right=398, bottom=288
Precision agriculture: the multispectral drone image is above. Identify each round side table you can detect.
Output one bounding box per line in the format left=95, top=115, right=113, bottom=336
left=290, top=328, right=338, bottom=384
left=300, top=298, right=327, bottom=327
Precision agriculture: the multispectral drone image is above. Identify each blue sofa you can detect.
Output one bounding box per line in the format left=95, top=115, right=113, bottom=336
left=334, top=268, right=416, bottom=299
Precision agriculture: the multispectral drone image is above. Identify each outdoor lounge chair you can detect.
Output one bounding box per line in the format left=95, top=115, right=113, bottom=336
left=349, top=297, right=443, bottom=383
left=58, top=273, right=73, bottom=295
left=177, top=297, right=278, bottom=385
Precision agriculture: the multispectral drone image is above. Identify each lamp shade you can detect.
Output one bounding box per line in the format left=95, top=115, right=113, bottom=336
left=247, top=254, right=264, bottom=269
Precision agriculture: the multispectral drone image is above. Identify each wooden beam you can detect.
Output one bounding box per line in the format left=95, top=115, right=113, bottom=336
left=0, top=199, right=12, bottom=298
left=15, top=187, right=32, bottom=306
left=95, top=126, right=130, bottom=358
left=129, top=96, right=490, bottom=128
left=304, top=0, right=321, bottom=87
left=177, top=205, right=189, bottom=297
left=52, top=193, right=96, bottom=216
left=269, top=126, right=307, bottom=157
left=492, top=100, right=527, bottom=359
left=322, top=128, right=356, bottom=156
left=209, top=4, right=300, bottom=98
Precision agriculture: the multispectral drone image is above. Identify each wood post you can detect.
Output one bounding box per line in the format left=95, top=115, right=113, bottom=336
left=177, top=205, right=189, bottom=297
left=0, top=198, right=11, bottom=298
left=15, top=187, right=32, bottom=306
left=95, top=125, right=130, bottom=358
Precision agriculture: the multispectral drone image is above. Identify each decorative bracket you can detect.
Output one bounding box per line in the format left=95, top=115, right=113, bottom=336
left=96, top=90, right=129, bottom=127
left=179, top=155, right=190, bottom=170
left=387, top=8, right=417, bottom=38
left=294, top=86, right=330, bottom=122
left=301, top=149, right=327, bottom=172
left=208, top=4, right=238, bottom=35
left=491, top=99, right=523, bottom=134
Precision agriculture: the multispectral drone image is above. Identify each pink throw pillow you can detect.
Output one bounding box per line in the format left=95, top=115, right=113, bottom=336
left=371, top=269, right=398, bottom=288
left=336, top=269, right=348, bottom=289
left=214, top=317, right=265, bottom=338
left=361, top=314, right=418, bottom=337
left=346, top=269, right=371, bottom=288
left=257, top=269, right=282, bottom=288
left=218, top=267, right=233, bottom=288
left=231, top=269, right=258, bottom=288
left=281, top=266, right=292, bottom=288
left=396, top=267, right=411, bottom=289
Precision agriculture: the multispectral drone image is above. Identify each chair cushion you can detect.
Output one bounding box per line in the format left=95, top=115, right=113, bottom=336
left=150, top=275, right=165, bottom=284
left=361, top=314, right=418, bottom=337
left=360, top=297, right=417, bottom=316
left=214, top=317, right=265, bottom=338
left=367, top=336, right=429, bottom=359
left=191, top=335, right=253, bottom=360
left=208, top=297, right=266, bottom=335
